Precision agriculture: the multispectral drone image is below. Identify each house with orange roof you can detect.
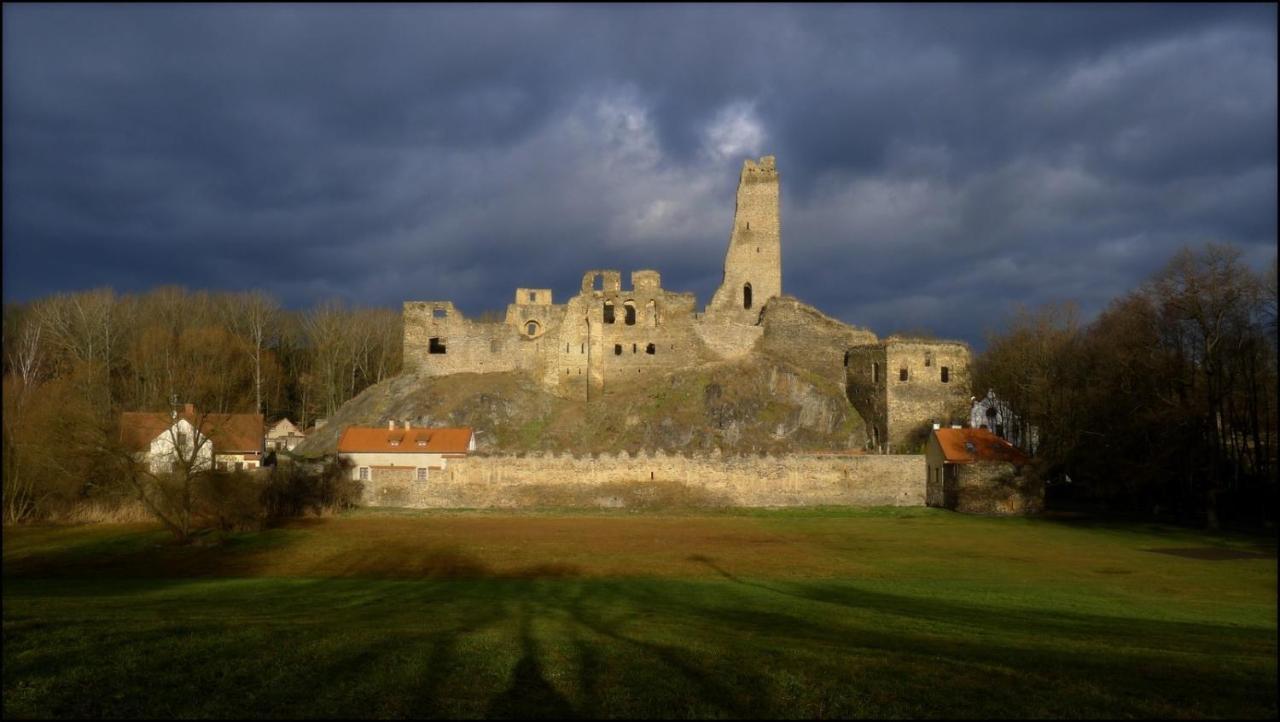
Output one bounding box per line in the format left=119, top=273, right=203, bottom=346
left=925, top=426, right=1041, bottom=514
left=119, top=403, right=264, bottom=474
left=336, top=421, right=475, bottom=486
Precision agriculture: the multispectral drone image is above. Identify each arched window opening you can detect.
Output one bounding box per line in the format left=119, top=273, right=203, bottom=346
left=614, top=344, right=622, bottom=356
left=647, top=300, right=658, bottom=326
left=743, top=283, right=753, bottom=309
left=899, top=368, right=909, bottom=382
left=603, top=301, right=615, bottom=324
left=941, top=366, right=950, bottom=383
left=525, top=321, right=539, bottom=337
left=624, top=301, right=636, bottom=326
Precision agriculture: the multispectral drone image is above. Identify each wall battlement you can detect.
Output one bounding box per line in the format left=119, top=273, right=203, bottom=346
left=359, top=452, right=926, bottom=509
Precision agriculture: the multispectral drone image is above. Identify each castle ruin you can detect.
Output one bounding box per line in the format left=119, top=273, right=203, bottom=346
left=403, top=156, right=970, bottom=451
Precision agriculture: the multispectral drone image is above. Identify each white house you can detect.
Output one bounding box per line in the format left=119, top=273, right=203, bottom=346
left=120, top=404, right=265, bottom=473
left=266, top=418, right=306, bottom=452
left=336, top=422, right=475, bottom=483
left=970, top=389, right=1039, bottom=454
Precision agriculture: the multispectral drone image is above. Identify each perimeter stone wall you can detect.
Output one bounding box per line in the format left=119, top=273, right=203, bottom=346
left=359, top=452, right=925, bottom=509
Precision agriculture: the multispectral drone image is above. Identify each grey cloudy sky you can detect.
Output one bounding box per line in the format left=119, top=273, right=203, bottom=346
left=4, top=4, right=1276, bottom=345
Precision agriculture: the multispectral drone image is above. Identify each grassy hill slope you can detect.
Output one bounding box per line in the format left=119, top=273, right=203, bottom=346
left=295, top=354, right=864, bottom=456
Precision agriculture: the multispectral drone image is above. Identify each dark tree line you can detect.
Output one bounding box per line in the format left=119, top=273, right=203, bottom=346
left=2, top=287, right=401, bottom=522
left=973, top=243, right=1278, bottom=528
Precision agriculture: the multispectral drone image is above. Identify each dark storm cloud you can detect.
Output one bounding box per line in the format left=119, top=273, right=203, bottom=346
left=4, top=4, right=1276, bottom=345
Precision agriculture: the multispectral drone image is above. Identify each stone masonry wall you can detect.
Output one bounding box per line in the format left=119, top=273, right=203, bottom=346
left=952, top=461, right=1044, bottom=515
left=761, top=296, right=878, bottom=387
left=883, top=340, right=971, bottom=450
left=359, top=452, right=924, bottom=509
left=846, top=338, right=971, bottom=452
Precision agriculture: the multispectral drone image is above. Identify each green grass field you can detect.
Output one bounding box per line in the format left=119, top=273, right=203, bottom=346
left=3, top=507, right=1276, bottom=718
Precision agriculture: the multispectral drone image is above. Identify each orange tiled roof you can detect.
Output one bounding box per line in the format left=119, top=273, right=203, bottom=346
left=933, top=427, right=1029, bottom=465
left=119, top=409, right=264, bottom=453
left=337, top=426, right=474, bottom=454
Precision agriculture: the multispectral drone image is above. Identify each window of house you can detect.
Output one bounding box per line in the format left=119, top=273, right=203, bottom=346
left=743, top=283, right=753, bottom=309
left=526, top=321, right=539, bottom=337
left=359, top=467, right=370, bottom=481
left=900, top=368, right=909, bottom=382
left=429, top=337, right=447, bottom=354
left=624, top=301, right=636, bottom=325
left=614, top=344, right=622, bottom=355
left=941, top=366, right=950, bottom=383
left=603, top=301, right=615, bottom=324
left=646, top=343, right=656, bottom=355
left=924, top=352, right=933, bottom=367
left=528, top=292, right=536, bottom=302
left=416, top=468, right=427, bottom=481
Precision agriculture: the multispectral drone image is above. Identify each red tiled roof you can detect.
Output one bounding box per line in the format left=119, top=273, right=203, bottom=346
left=337, top=426, right=474, bottom=454
left=933, top=427, right=1029, bottom=465
left=119, top=409, right=264, bottom=453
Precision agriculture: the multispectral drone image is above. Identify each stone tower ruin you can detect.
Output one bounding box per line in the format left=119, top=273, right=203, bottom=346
left=705, top=156, right=781, bottom=326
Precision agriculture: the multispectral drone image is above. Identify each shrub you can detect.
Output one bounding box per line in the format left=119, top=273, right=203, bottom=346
left=261, top=456, right=359, bottom=525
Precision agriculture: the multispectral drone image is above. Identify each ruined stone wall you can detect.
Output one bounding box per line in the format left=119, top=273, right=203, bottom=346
left=706, top=156, right=781, bottom=326
left=761, top=296, right=878, bottom=387
left=359, top=452, right=925, bottom=509
left=404, top=302, right=538, bottom=376
left=548, top=269, right=714, bottom=397
left=844, top=338, right=971, bottom=452
left=952, top=462, right=1044, bottom=515
left=883, top=340, right=971, bottom=451
left=844, top=344, right=889, bottom=449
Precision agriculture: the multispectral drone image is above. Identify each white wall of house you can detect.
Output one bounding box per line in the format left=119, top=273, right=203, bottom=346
left=214, top=453, right=260, bottom=471
left=339, top=452, right=450, bottom=481
left=146, top=418, right=213, bottom=473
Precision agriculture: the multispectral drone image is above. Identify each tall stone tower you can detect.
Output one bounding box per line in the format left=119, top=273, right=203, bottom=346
left=706, top=155, right=781, bottom=325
